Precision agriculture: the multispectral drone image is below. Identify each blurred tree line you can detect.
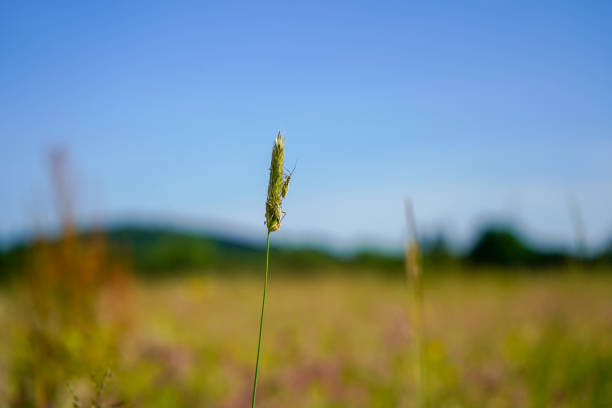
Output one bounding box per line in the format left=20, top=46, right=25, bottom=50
left=2, top=223, right=611, bottom=280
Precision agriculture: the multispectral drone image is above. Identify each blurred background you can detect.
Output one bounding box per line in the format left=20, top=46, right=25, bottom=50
left=1, top=1, right=611, bottom=407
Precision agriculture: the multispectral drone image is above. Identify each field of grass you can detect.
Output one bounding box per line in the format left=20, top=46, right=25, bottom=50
left=2, top=270, right=612, bottom=407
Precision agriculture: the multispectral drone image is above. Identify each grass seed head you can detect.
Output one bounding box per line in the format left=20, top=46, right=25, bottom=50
left=265, top=132, right=286, bottom=232
left=405, top=243, right=421, bottom=279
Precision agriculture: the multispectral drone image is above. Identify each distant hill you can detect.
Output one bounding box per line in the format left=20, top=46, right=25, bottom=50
left=0, top=224, right=374, bottom=278
left=104, top=225, right=407, bottom=275
left=105, top=225, right=264, bottom=273
left=1, top=222, right=610, bottom=279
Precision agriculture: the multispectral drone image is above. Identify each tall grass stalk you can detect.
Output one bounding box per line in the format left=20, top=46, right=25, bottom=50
left=251, top=232, right=270, bottom=408
left=405, top=199, right=427, bottom=408
left=252, top=132, right=291, bottom=407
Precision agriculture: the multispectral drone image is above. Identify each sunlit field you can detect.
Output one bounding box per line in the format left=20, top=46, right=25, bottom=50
left=3, top=1, right=612, bottom=407
left=3, top=270, right=611, bottom=407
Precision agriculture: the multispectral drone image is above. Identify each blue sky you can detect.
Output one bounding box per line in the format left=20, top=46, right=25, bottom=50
left=1, top=1, right=611, bottom=250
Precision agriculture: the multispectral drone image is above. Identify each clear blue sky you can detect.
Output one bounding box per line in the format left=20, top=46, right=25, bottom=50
left=2, top=1, right=611, bottom=250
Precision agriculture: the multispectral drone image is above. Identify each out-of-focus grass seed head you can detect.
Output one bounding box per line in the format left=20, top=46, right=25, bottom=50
left=405, top=243, right=421, bottom=280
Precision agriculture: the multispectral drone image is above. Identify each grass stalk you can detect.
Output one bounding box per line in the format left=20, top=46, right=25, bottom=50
left=405, top=199, right=427, bottom=408
left=251, top=232, right=270, bottom=408
left=414, top=263, right=426, bottom=408
left=252, top=132, right=291, bottom=407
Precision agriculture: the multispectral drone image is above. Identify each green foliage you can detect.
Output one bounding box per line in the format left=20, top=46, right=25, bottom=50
left=504, top=321, right=612, bottom=407
left=469, top=228, right=535, bottom=266
left=468, top=226, right=568, bottom=267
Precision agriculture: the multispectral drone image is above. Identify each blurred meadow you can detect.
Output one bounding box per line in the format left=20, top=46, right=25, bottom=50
left=2, top=218, right=612, bottom=407
left=2, top=1, right=612, bottom=407
left=1, top=155, right=611, bottom=407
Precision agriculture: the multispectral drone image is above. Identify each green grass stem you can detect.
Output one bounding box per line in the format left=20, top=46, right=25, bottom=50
left=251, top=232, right=270, bottom=408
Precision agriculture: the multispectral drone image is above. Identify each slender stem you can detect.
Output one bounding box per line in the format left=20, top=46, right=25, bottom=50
left=414, top=272, right=427, bottom=408
left=252, top=232, right=270, bottom=408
